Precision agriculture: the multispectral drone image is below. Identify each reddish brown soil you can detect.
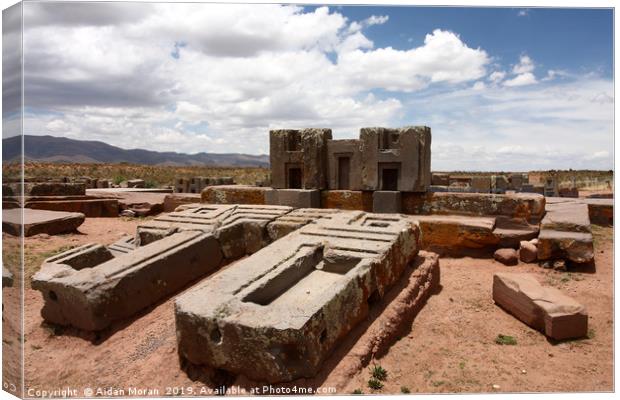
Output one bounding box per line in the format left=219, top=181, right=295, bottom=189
left=9, top=218, right=613, bottom=395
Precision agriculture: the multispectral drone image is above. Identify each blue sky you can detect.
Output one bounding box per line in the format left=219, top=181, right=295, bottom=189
left=6, top=3, right=614, bottom=171
left=337, top=7, right=612, bottom=77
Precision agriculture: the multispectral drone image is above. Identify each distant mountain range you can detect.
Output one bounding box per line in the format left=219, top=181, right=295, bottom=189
left=2, top=135, right=269, bottom=167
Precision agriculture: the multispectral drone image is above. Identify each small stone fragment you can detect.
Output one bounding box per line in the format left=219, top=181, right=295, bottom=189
left=519, top=240, right=537, bottom=263
left=494, top=248, right=519, bottom=266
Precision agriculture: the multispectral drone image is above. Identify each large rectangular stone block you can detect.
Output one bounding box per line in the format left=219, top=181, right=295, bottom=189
left=3, top=208, right=85, bottom=237
left=175, top=211, right=420, bottom=383
left=201, top=185, right=272, bottom=205
left=493, top=273, right=588, bottom=340
left=402, top=192, right=546, bottom=224
left=321, top=190, right=373, bottom=211
left=32, top=204, right=293, bottom=331
left=373, top=190, right=402, bottom=213
left=265, top=188, right=321, bottom=208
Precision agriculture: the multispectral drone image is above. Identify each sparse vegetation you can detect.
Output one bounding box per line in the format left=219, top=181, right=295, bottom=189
left=370, top=364, right=388, bottom=381
left=431, top=380, right=445, bottom=387
left=367, top=378, right=383, bottom=390
left=588, top=328, right=596, bottom=339
left=495, top=334, right=517, bottom=345
left=5, top=161, right=269, bottom=188
left=400, top=386, right=411, bottom=394
left=352, top=389, right=363, bottom=394
left=459, top=361, right=466, bottom=370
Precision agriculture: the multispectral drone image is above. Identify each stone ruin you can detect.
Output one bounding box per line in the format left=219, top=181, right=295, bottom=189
left=174, top=176, right=235, bottom=193
left=176, top=210, right=422, bottom=382
left=29, top=125, right=612, bottom=384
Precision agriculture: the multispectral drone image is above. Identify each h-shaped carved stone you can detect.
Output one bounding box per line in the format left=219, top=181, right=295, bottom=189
left=175, top=210, right=420, bottom=383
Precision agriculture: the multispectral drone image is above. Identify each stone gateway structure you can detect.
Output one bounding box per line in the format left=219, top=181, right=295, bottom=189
left=270, top=126, right=431, bottom=192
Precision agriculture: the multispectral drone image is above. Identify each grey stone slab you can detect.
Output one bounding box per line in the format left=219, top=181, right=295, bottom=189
left=175, top=211, right=420, bottom=383
left=264, top=188, right=321, bottom=208
left=31, top=204, right=294, bottom=331
left=2, top=208, right=85, bottom=237
left=372, top=190, right=402, bottom=213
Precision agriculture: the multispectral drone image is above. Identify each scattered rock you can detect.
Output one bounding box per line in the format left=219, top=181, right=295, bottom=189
left=494, top=248, right=518, bottom=266
left=519, top=240, right=537, bottom=263
left=493, top=272, right=588, bottom=340
left=553, top=259, right=567, bottom=272
left=120, top=209, right=136, bottom=218
left=2, top=267, right=14, bottom=288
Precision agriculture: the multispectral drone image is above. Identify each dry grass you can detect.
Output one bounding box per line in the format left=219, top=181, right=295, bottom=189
left=4, top=162, right=269, bottom=187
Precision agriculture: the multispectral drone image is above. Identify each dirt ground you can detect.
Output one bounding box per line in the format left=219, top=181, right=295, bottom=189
left=5, top=218, right=614, bottom=396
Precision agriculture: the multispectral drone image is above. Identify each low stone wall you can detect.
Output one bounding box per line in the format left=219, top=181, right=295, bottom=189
left=402, top=192, right=546, bottom=223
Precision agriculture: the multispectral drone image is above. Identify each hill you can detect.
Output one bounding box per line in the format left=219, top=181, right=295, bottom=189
left=2, top=135, right=269, bottom=167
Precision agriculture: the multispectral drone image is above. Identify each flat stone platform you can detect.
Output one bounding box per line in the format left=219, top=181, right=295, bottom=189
left=3, top=208, right=85, bottom=237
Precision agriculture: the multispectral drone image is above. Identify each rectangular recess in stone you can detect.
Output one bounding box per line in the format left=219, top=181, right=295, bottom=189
left=175, top=211, right=420, bottom=383
left=31, top=204, right=296, bottom=331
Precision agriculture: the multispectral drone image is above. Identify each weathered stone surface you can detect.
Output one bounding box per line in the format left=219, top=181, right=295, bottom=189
left=3, top=267, right=14, bottom=288
left=410, top=215, right=498, bottom=254
left=401, top=192, right=545, bottom=223
left=431, top=173, right=450, bottom=186
left=494, top=248, right=518, bottom=266
left=471, top=176, right=491, bottom=193
left=538, top=201, right=594, bottom=264
left=320, top=190, right=373, bottom=211
left=537, top=230, right=594, bottom=264
left=270, top=128, right=332, bottom=189
left=271, top=126, right=431, bottom=191
left=583, top=198, right=613, bottom=226
left=542, top=202, right=591, bottom=233
left=32, top=204, right=293, bottom=330
left=265, top=189, right=321, bottom=208
left=3, top=208, right=85, bottom=237
left=372, top=191, right=402, bottom=213
left=359, top=126, right=431, bottom=192
left=32, top=231, right=223, bottom=331
left=201, top=185, right=271, bottom=205
left=266, top=208, right=339, bottom=241
left=7, top=182, right=86, bottom=196
left=93, top=191, right=166, bottom=217
left=326, top=139, right=364, bottom=190
left=493, top=216, right=539, bottom=248
left=175, top=211, right=421, bottom=383
left=24, top=196, right=119, bottom=217
left=163, top=193, right=202, bottom=212
left=493, top=273, right=588, bottom=340
left=519, top=240, right=538, bottom=263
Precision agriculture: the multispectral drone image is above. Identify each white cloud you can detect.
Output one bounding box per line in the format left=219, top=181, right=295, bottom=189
left=503, top=72, right=537, bottom=87
left=488, top=70, right=506, bottom=84
left=472, top=81, right=486, bottom=90
left=45, top=119, right=69, bottom=132
left=365, top=15, right=389, bottom=26
left=337, top=29, right=489, bottom=92
left=405, top=77, right=613, bottom=170
left=18, top=3, right=612, bottom=170
left=517, top=9, right=529, bottom=17
left=513, top=55, right=535, bottom=74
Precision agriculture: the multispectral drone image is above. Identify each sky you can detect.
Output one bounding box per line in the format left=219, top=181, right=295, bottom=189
left=4, top=2, right=615, bottom=171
